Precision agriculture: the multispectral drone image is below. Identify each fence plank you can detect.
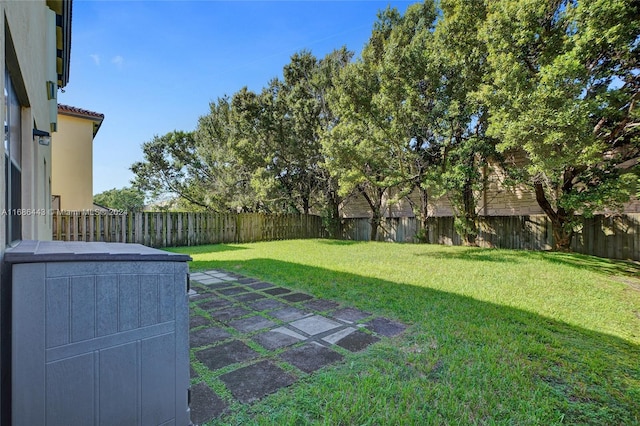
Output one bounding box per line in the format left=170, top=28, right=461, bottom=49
left=50, top=211, right=638, bottom=261
left=341, top=214, right=640, bottom=261
left=52, top=211, right=325, bottom=248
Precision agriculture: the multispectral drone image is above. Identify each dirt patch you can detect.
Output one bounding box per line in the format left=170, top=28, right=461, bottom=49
left=611, top=276, right=640, bottom=292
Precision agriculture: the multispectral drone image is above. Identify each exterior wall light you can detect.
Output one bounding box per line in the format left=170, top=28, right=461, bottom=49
left=33, top=128, right=51, bottom=146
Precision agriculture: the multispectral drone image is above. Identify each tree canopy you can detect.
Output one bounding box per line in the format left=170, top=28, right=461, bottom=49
left=93, top=187, right=145, bottom=211
left=130, top=0, right=639, bottom=248
left=479, top=0, right=639, bottom=249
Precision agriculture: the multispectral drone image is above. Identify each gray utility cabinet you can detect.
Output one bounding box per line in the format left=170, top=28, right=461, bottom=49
left=5, top=240, right=192, bottom=426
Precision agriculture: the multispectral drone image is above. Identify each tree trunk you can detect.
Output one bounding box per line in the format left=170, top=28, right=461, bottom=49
left=324, top=189, right=341, bottom=239
left=462, top=177, right=478, bottom=246
left=534, top=182, right=574, bottom=251
left=370, top=213, right=381, bottom=242
left=360, top=185, right=384, bottom=242
left=419, top=187, right=429, bottom=242
left=551, top=224, right=574, bottom=252
left=302, top=196, right=310, bottom=215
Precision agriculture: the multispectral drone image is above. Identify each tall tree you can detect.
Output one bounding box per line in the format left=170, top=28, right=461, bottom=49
left=131, top=101, right=259, bottom=212
left=323, top=49, right=398, bottom=240
left=324, top=1, right=494, bottom=244
left=230, top=49, right=352, bottom=217
left=374, top=1, right=441, bottom=241
left=480, top=0, right=640, bottom=250
left=309, top=48, right=354, bottom=237
left=230, top=83, right=304, bottom=213
left=323, top=3, right=439, bottom=241
left=131, top=131, right=212, bottom=210
left=94, top=187, right=145, bottom=211
left=195, top=96, right=258, bottom=211
left=428, top=0, right=496, bottom=245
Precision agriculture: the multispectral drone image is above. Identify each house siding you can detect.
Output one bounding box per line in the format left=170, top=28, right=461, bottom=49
left=340, top=150, right=639, bottom=219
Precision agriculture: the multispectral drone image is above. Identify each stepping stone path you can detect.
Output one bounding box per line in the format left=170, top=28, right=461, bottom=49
left=188, top=270, right=407, bottom=424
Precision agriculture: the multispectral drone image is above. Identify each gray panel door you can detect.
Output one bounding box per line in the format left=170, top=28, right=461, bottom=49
left=12, top=261, right=190, bottom=426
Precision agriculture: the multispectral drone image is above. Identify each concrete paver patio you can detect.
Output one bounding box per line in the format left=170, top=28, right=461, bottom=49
left=188, top=270, right=406, bottom=424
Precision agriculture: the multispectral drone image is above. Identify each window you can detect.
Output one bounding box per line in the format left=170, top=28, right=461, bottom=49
left=4, top=69, right=22, bottom=244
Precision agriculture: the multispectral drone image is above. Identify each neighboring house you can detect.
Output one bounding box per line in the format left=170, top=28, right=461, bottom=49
left=340, top=151, right=640, bottom=219
left=92, top=202, right=112, bottom=212
left=1, top=0, right=72, bottom=422
left=52, top=104, right=104, bottom=211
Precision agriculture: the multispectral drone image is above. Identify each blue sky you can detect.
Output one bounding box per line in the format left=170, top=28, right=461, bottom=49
left=58, top=0, right=413, bottom=195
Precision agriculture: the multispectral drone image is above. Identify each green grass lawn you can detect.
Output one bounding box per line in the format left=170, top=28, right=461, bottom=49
left=170, top=240, right=640, bottom=425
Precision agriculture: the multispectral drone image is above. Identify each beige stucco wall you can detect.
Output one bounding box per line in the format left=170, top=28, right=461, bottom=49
left=51, top=114, right=95, bottom=211
left=1, top=0, right=58, bottom=243
left=1, top=4, right=57, bottom=418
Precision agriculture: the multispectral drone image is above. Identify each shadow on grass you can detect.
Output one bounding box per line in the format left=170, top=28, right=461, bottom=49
left=315, top=239, right=365, bottom=246
left=165, top=244, right=248, bottom=255
left=190, top=255, right=640, bottom=425
left=413, top=246, right=520, bottom=263
left=414, top=244, right=640, bottom=279
left=536, top=251, right=640, bottom=279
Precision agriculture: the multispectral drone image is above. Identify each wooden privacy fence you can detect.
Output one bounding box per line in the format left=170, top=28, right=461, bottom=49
left=342, top=214, right=640, bottom=261
left=52, top=210, right=639, bottom=261
left=52, top=211, right=325, bottom=248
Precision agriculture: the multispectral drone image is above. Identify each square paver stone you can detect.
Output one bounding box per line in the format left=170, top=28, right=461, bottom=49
left=190, top=273, right=210, bottom=280
left=365, top=317, right=407, bottom=337
left=281, top=293, right=313, bottom=303
left=197, top=298, right=233, bottom=311
left=268, top=307, right=308, bottom=322
left=220, top=360, right=296, bottom=404
left=196, top=340, right=259, bottom=371
left=193, top=275, right=210, bottom=282
left=333, top=307, right=371, bottom=323
left=303, top=299, right=340, bottom=312
left=208, top=272, right=235, bottom=281
left=336, top=330, right=380, bottom=352
left=198, top=278, right=227, bottom=285
left=246, top=281, right=275, bottom=290
left=220, top=272, right=243, bottom=279
left=204, top=282, right=236, bottom=290
left=280, top=343, right=344, bottom=373
left=263, top=287, right=291, bottom=296
left=249, top=299, right=287, bottom=311
left=210, top=306, right=251, bottom=322
left=322, top=327, right=357, bottom=345
left=289, top=315, right=342, bottom=336
left=252, top=328, right=305, bottom=350
left=190, top=327, right=232, bottom=348
left=237, top=277, right=258, bottom=284
left=228, top=315, right=277, bottom=333
left=189, top=293, right=212, bottom=302
left=190, top=315, right=211, bottom=329
left=191, top=282, right=213, bottom=292
left=189, top=315, right=211, bottom=329
left=234, top=292, right=265, bottom=303
left=217, top=286, right=247, bottom=296
left=189, top=382, right=228, bottom=424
